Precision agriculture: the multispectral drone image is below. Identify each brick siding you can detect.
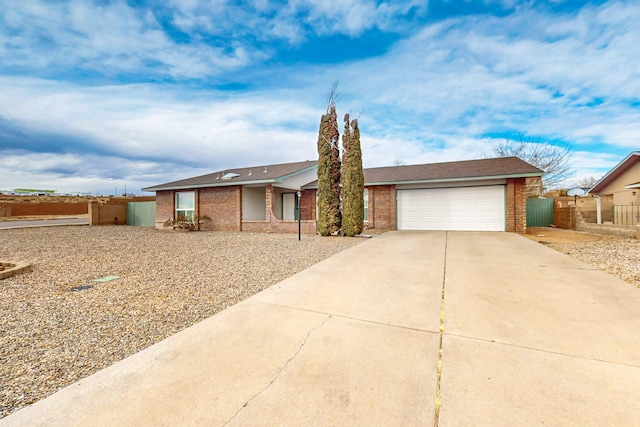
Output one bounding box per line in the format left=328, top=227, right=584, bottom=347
left=299, top=189, right=316, bottom=221
left=155, top=191, right=174, bottom=229
left=199, top=186, right=242, bottom=231
left=366, top=185, right=396, bottom=230
left=506, top=178, right=527, bottom=233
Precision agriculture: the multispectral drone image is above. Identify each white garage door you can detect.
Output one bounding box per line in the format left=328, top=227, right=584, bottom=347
left=397, top=185, right=505, bottom=231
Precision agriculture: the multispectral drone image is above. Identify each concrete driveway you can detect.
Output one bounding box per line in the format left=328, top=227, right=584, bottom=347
left=2, top=231, right=640, bottom=426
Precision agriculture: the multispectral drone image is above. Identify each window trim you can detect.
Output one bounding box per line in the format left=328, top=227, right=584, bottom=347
left=175, top=191, right=196, bottom=221
left=364, top=188, right=369, bottom=222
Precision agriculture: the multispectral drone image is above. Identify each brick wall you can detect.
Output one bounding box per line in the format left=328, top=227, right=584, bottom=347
left=155, top=191, right=174, bottom=229
left=199, top=186, right=242, bottom=231
left=506, top=178, right=527, bottom=233
left=299, top=189, right=316, bottom=221
left=367, top=185, right=396, bottom=230
left=241, top=219, right=317, bottom=234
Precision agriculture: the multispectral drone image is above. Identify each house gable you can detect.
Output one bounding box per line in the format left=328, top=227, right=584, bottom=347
left=589, top=152, right=640, bottom=195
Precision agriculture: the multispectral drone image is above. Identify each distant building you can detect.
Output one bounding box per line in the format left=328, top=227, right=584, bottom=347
left=12, top=188, right=56, bottom=196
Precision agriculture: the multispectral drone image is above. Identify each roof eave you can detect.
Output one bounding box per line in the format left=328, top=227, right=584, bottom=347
left=302, top=172, right=542, bottom=190
left=142, top=179, right=276, bottom=192
left=364, top=172, right=542, bottom=186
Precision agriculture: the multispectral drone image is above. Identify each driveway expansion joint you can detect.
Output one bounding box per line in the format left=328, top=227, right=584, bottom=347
left=255, top=301, right=439, bottom=334
left=434, top=231, right=448, bottom=427
left=222, top=315, right=332, bottom=426
left=444, top=333, right=640, bottom=368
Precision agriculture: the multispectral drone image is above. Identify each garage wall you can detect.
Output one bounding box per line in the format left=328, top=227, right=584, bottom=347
left=506, top=178, right=527, bottom=233
left=367, top=178, right=528, bottom=233
left=397, top=185, right=506, bottom=231
left=366, top=185, right=396, bottom=230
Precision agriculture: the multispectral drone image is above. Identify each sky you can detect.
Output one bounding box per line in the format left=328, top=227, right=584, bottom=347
left=0, top=0, right=638, bottom=195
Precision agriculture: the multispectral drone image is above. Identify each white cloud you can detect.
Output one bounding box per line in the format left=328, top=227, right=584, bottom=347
left=0, top=1, right=260, bottom=78
left=1, top=1, right=638, bottom=194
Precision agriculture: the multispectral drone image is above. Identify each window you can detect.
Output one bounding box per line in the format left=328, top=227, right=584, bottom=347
left=364, top=188, right=369, bottom=222
left=176, top=191, right=195, bottom=221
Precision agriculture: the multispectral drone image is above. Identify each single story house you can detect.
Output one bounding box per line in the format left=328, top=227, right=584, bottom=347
left=142, top=156, right=542, bottom=234
left=588, top=151, right=640, bottom=225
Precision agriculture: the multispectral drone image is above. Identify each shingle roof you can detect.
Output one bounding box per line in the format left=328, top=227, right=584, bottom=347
left=363, top=157, right=542, bottom=184
left=143, top=160, right=317, bottom=192
left=144, top=156, right=542, bottom=192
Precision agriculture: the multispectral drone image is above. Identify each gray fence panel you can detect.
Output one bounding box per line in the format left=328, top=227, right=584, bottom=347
left=126, top=201, right=156, bottom=227
left=526, top=198, right=554, bottom=227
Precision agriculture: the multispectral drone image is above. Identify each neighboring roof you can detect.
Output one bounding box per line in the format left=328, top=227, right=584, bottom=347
left=143, top=160, right=317, bottom=192
left=362, top=157, right=542, bottom=185
left=588, top=151, right=640, bottom=195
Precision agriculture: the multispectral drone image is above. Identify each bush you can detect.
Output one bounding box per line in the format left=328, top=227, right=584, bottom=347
left=163, top=214, right=211, bottom=231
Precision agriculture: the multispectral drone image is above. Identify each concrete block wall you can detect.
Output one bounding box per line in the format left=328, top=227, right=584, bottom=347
left=577, top=222, right=639, bottom=239
left=554, top=195, right=614, bottom=223
left=7, top=201, right=88, bottom=216
left=89, top=201, right=128, bottom=225
left=554, top=205, right=576, bottom=230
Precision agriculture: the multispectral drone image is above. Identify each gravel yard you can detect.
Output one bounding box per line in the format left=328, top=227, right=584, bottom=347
left=0, top=226, right=362, bottom=419
left=525, top=227, right=640, bottom=288
left=2, top=226, right=639, bottom=419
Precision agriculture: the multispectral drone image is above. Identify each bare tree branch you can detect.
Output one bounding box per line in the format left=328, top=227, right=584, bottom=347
left=486, top=134, right=575, bottom=190
left=326, top=81, right=339, bottom=113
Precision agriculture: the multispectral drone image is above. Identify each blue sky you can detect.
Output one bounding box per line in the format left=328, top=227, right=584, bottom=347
left=1, top=0, right=638, bottom=195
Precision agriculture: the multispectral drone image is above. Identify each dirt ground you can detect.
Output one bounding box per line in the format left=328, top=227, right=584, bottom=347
left=523, top=226, right=611, bottom=244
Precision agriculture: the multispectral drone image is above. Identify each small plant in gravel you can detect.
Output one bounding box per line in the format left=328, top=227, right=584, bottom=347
left=163, top=214, right=211, bottom=231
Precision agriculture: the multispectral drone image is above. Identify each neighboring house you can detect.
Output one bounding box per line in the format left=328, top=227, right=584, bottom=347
left=588, top=151, right=640, bottom=225
left=143, top=157, right=542, bottom=234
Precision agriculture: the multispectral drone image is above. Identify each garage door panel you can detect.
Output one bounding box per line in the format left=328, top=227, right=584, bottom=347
left=398, top=186, right=505, bottom=231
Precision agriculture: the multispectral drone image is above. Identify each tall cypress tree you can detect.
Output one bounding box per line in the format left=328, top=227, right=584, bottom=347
left=316, top=100, right=342, bottom=236
left=341, top=114, right=364, bottom=237
left=328, top=104, right=342, bottom=234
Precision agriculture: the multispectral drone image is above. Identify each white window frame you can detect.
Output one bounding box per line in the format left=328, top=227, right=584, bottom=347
left=175, top=191, right=195, bottom=221
left=364, top=188, right=369, bottom=222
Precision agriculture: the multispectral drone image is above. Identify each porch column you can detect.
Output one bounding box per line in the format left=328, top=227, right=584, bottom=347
left=596, top=195, right=602, bottom=224
left=265, top=185, right=273, bottom=221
